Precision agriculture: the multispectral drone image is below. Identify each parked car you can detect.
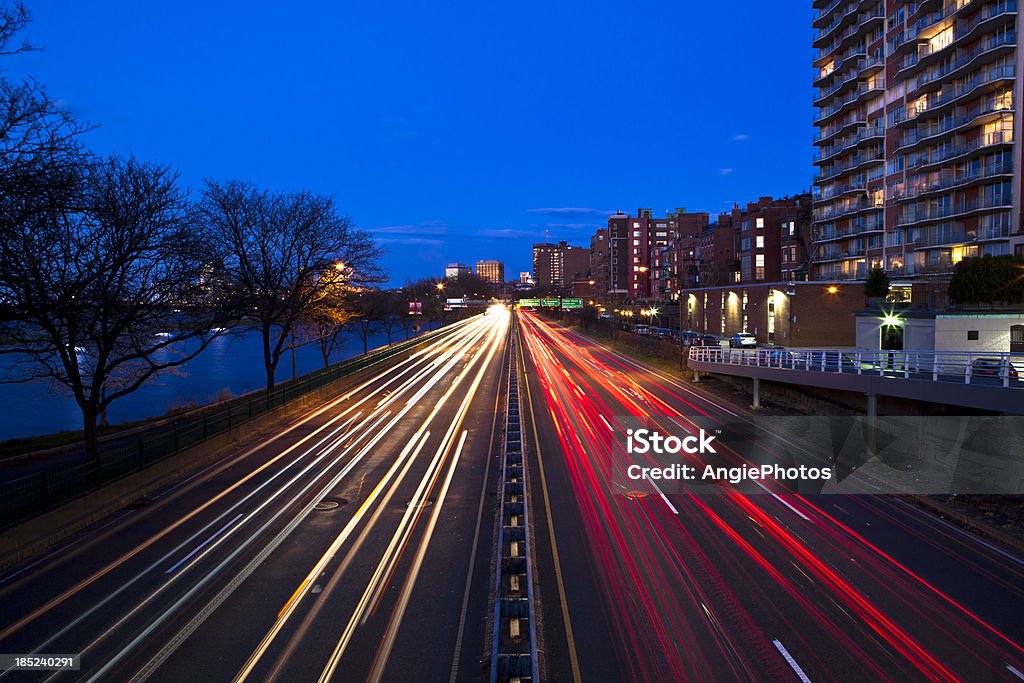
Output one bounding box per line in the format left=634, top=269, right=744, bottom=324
left=729, top=332, right=757, bottom=348
left=691, top=335, right=721, bottom=347
left=971, top=357, right=1020, bottom=381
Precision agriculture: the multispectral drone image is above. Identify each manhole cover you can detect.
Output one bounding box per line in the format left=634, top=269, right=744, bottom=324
left=315, top=500, right=340, bottom=511
left=407, top=499, right=434, bottom=509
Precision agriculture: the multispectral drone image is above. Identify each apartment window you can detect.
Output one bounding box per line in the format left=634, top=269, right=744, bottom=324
left=755, top=236, right=764, bottom=249
left=755, top=217, right=764, bottom=229
left=755, top=254, right=765, bottom=281
left=741, top=237, right=751, bottom=251
left=928, top=27, right=952, bottom=55
left=887, top=285, right=912, bottom=303
left=742, top=220, right=750, bottom=232
left=786, top=221, right=795, bottom=236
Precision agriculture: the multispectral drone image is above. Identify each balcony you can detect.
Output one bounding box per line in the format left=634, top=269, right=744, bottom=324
left=898, top=11, right=1017, bottom=79
left=901, top=158, right=1011, bottom=202
left=955, top=0, right=1018, bottom=44
left=896, top=193, right=1014, bottom=227
left=813, top=200, right=881, bottom=222
left=898, top=64, right=1015, bottom=126
left=895, top=103, right=1014, bottom=153
left=814, top=150, right=884, bottom=183
left=814, top=125, right=885, bottom=163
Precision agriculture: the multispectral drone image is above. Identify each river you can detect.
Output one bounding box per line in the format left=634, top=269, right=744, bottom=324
left=0, top=324, right=436, bottom=441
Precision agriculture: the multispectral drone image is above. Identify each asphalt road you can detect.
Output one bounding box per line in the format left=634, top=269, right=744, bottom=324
left=518, top=310, right=1024, bottom=682
left=0, top=309, right=511, bottom=682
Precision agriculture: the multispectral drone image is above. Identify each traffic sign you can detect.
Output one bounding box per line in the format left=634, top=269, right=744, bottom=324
left=561, top=298, right=583, bottom=309
left=541, top=298, right=560, bottom=307
left=518, top=298, right=540, bottom=307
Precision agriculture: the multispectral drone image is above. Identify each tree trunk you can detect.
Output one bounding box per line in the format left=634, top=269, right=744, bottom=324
left=266, top=361, right=277, bottom=391
left=82, top=407, right=101, bottom=484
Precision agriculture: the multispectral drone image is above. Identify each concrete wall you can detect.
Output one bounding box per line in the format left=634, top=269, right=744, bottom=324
left=935, top=315, right=1024, bottom=353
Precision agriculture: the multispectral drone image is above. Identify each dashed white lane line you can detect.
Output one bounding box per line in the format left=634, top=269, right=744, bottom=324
left=771, top=494, right=810, bottom=521
left=773, top=639, right=812, bottom=683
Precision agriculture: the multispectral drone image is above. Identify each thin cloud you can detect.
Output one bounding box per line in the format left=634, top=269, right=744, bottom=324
left=719, top=168, right=734, bottom=176
left=526, top=207, right=615, bottom=218
left=475, top=228, right=536, bottom=239
left=371, top=220, right=448, bottom=236
left=375, top=237, right=444, bottom=245
left=733, top=133, right=749, bottom=141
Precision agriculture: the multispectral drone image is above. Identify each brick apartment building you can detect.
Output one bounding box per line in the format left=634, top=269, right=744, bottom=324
left=595, top=197, right=813, bottom=303
left=812, top=0, right=1024, bottom=283
left=605, top=208, right=710, bottom=301
left=532, top=241, right=590, bottom=291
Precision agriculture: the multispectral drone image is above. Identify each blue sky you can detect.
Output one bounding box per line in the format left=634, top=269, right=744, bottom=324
left=13, top=1, right=815, bottom=284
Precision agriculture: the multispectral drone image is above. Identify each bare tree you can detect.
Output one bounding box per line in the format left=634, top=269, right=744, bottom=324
left=201, top=180, right=383, bottom=390
left=0, top=156, right=232, bottom=463
left=307, top=271, right=356, bottom=367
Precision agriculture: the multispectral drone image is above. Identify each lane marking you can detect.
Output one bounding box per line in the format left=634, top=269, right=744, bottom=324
left=773, top=639, right=812, bottom=683
left=649, top=480, right=679, bottom=515
left=165, top=514, right=244, bottom=574
left=519, top=328, right=583, bottom=683
left=771, top=494, right=810, bottom=521
left=449, top=325, right=510, bottom=683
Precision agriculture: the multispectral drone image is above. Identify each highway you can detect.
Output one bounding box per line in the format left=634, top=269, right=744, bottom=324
left=518, top=310, right=1024, bottom=682
left=0, top=309, right=510, bottom=682
left=3, top=305, right=1023, bottom=682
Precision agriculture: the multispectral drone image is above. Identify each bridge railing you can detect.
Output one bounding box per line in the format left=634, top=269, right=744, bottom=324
left=688, top=346, right=1023, bottom=389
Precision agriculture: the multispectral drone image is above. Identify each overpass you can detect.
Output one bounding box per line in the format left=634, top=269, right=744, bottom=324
left=687, top=346, right=1024, bottom=413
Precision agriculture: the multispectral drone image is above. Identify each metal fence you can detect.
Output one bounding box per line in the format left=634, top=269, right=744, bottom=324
left=689, top=346, right=1024, bottom=389
left=0, top=322, right=466, bottom=529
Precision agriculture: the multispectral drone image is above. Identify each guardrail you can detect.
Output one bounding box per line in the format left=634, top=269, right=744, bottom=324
left=688, top=346, right=1023, bottom=389
left=490, top=323, right=538, bottom=682
left=0, top=320, right=470, bottom=529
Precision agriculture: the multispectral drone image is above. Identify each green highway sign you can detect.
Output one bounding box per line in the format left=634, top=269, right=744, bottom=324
left=561, top=298, right=583, bottom=309
left=541, top=298, right=561, bottom=307
left=518, top=298, right=541, bottom=307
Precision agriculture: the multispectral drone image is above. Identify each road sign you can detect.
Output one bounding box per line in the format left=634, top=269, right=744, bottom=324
left=518, top=298, right=540, bottom=307
left=408, top=301, right=423, bottom=315
left=561, top=298, right=583, bottom=309
left=541, top=298, right=560, bottom=307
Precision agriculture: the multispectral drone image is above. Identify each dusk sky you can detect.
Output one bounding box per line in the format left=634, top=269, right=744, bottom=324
left=15, top=1, right=815, bottom=285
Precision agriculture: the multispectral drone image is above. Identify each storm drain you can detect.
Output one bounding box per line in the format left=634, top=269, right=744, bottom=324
left=314, top=497, right=347, bottom=511
left=490, top=327, right=538, bottom=683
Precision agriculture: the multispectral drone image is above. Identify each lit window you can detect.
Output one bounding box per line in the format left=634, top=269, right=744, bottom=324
left=756, top=236, right=764, bottom=249
left=755, top=217, right=764, bottom=229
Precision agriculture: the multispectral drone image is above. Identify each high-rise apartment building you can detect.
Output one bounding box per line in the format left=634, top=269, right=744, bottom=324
left=532, top=241, right=588, bottom=290
left=474, top=259, right=505, bottom=284
left=812, top=0, right=1023, bottom=283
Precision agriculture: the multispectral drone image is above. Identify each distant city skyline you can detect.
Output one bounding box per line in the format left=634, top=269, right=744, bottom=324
left=13, top=1, right=815, bottom=284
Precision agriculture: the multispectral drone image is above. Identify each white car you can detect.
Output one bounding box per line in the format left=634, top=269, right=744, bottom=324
left=729, top=332, right=757, bottom=348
